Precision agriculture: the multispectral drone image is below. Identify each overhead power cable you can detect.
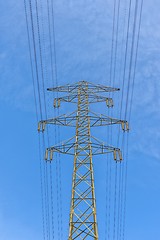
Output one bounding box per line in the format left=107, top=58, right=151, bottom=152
left=122, top=1, right=144, bottom=240
left=113, top=162, right=118, bottom=240
left=28, top=0, right=43, bottom=120
left=24, top=0, right=38, bottom=122
left=128, top=0, right=144, bottom=123
left=119, top=0, right=132, bottom=121
left=27, top=0, right=51, bottom=238
left=35, top=0, right=48, bottom=129
left=124, top=0, right=139, bottom=121
left=50, top=1, right=63, bottom=238
left=112, top=0, right=121, bottom=88
left=24, top=1, right=51, bottom=239
left=116, top=3, right=132, bottom=236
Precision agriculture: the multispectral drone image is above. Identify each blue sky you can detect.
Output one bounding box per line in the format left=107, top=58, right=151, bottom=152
left=0, top=0, right=160, bottom=239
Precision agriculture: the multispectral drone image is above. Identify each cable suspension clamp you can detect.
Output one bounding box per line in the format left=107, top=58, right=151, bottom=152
left=54, top=98, right=61, bottom=108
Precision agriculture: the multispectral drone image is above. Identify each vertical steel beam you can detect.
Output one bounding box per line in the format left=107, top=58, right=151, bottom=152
left=68, top=82, right=98, bottom=239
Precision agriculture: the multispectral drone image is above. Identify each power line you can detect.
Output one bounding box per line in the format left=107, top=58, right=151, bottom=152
left=119, top=0, right=132, bottom=121
left=122, top=1, right=144, bottom=240
left=122, top=133, right=129, bottom=240
left=124, top=0, right=139, bottom=121
left=24, top=1, right=48, bottom=239
left=35, top=0, right=48, bottom=126
left=25, top=1, right=143, bottom=239
left=28, top=0, right=43, bottom=120
left=128, top=0, right=144, bottom=123
left=113, top=162, right=118, bottom=240
left=50, top=1, right=63, bottom=238
left=112, top=0, right=121, bottom=87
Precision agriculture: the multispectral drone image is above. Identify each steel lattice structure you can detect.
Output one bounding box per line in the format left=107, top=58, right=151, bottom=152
left=38, top=81, right=129, bottom=239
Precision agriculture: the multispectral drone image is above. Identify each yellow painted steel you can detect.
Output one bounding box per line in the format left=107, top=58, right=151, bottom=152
left=68, top=82, right=98, bottom=239
left=38, top=80, right=129, bottom=239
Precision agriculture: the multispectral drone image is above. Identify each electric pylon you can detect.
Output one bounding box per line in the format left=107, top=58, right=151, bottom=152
left=38, top=81, right=129, bottom=239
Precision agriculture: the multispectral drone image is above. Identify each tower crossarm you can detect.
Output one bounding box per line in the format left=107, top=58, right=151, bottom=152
left=44, top=136, right=122, bottom=161
left=47, top=80, right=120, bottom=94
left=53, top=94, right=113, bottom=107
left=38, top=111, right=129, bottom=131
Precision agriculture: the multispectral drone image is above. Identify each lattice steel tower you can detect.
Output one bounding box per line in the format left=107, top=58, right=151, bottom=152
left=38, top=81, right=129, bottom=239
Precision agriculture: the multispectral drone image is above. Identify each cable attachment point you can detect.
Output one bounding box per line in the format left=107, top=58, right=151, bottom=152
left=121, top=121, right=129, bottom=131
left=113, top=149, right=123, bottom=161
left=38, top=121, right=46, bottom=132
left=54, top=98, right=61, bottom=108
left=106, top=98, right=114, bottom=108
left=45, top=149, right=53, bottom=161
